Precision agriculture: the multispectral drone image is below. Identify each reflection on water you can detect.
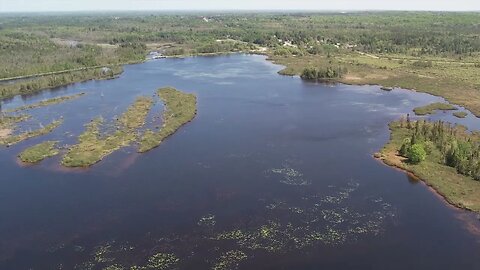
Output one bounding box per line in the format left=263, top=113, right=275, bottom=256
left=0, top=54, right=480, bottom=269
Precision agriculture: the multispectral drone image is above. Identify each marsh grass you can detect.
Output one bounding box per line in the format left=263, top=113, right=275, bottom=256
left=18, top=141, right=59, bottom=163
left=0, top=119, right=62, bottom=146
left=139, top=87, right=197, bottom=153
left=413, top=102, right=457, bottom=116
left=0, top=114, right=31, bottom=130
left=6, top=93, right=85, bottom=113
left=62, top=96, right=153, bottom=167
left=453, top=111, right=468, bottom=118
left=271, top=52, right=480, bottom=117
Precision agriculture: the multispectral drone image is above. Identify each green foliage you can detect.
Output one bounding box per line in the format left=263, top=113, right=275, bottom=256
left=0, top=119, right=63, bottom=146
left=399, top=138, right=411, bottom=156
left=413, top=102, right=457, bottom=116
left=6, top=93, right=85, bottom=113
left=412, top=60, right=433, bottom=68
left=139, top=87, right=197, bottom=153
left=62, top=96, right=153, bottom=167
left=397, top=118, right=480, bottom=180
left=300, top=66, right=347, bottom=80
left=380, top=119, right=480, bottom=212
left=408, top=143, right=427, bottom=164
left=453, top=111, right=468, bottom=118
left=0, top=67, right=122, bottom=100
left=18, top=141, right=59, bottom=163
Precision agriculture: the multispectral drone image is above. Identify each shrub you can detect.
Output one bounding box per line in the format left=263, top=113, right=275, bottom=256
left=408, top=143, right=427, bottom=164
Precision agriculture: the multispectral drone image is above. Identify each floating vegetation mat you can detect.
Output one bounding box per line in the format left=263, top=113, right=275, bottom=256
left=42, top=176, right=395, bottom=270
left=265, top=163, right=311, bottom=186
left=214, top=181, right=394, bottom=252
left=212, top=250, right=247, bottom=270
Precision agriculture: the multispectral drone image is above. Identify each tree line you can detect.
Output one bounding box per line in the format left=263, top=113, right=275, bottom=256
left=398, top=117, right=480, bottom=180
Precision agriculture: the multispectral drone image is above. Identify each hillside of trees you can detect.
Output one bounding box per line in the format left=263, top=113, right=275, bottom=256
left=0, top=12, right=479, bottom=79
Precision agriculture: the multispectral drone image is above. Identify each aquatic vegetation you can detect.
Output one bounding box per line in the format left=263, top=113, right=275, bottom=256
left=215, top=230, right=245, bottom=241
left=146, top=253, right=179, bottom=270
left=5, top=92, right=85, bottom=113
left=266, top=164, right=311, bottom=186
left=453, top=111, right=468, bottom=118
left=138, top=87, right=197, bottom=153
left=0, top=119, right=63, bottom=146
left=413, top=102, right=457, bottom=116
left=198, top=214, right=216, bottom=228
left=62, top=96, right=153, bottom=167
left=213, top=181, right=394, bottom=252
left=0, top=114, right=31, bottom=129
left=74, top=261, right=95, bottom=270
left=103, top=264, right=125, bottom=270
left=212, top=250, right=247, bottom=270
left=117, top=96, right=154, bottom=130
left=93, top=243, right=115, bottom=263
left=0, top=114, right=31, bottom=139
left=49, top=181, right=394, bottom=269
left=18, top=141, right=59, bottom=163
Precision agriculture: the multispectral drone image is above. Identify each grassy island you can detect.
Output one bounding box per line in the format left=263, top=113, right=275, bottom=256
left=18, top=141, right=60, bottom=163
left=62, top=96, right=153, bottom=167
left=139, top=87, right=197, bottom=153
left=0, top=114, right=31, bottom=138
left=376, top=118, right=480, bottom=212
left=413, top=102, right=457, bottom=116
left=6, top=93, right=85, bottom=113
left=453, top=111, right=468, bottom=118
left=0, top=119, right=63, bottom=146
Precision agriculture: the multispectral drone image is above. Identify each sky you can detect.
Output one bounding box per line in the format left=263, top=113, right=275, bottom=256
left=0, top=0, right=479, bottom=12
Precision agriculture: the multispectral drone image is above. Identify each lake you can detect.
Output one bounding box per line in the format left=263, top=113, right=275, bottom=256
left=1, top=54, right=479, bottom=270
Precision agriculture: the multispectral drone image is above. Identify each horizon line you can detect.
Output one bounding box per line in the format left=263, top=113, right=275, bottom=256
left=1, top=9, right=480, bottom=14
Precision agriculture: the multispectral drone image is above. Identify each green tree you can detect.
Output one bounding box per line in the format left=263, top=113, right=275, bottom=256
left=408, top=143, right=427, bottom=164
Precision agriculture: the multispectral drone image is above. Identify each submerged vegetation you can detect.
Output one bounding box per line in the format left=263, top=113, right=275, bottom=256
left=62, top=96, right=153, bottom=167
left=18, top=141, right=59, bottom=163
left=139, top=87, right=197, bottom=153
left=413, top=102, right=457, bottom=116
left=377, top=117, right=480, bottom=212
left=5, top=92, right=85, bottom=112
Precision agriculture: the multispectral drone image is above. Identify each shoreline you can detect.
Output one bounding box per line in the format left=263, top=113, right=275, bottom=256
left=374, top=154, right=477, bottom=213
left=374, top=121, right=480, bottom=214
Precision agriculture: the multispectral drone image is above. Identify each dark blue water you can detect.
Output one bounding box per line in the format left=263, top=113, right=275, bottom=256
left=0, top=54, right=479, bottom=270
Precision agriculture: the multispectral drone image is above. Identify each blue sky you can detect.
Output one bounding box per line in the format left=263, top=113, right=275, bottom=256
left=1, top=0, right=479, bottom=12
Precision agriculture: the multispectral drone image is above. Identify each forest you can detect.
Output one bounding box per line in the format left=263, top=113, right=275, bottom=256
left=0, top=12, right=479, bottom=113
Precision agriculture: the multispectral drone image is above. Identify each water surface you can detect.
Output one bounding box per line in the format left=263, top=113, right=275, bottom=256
left=1, top=54, right=479, bottom=270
